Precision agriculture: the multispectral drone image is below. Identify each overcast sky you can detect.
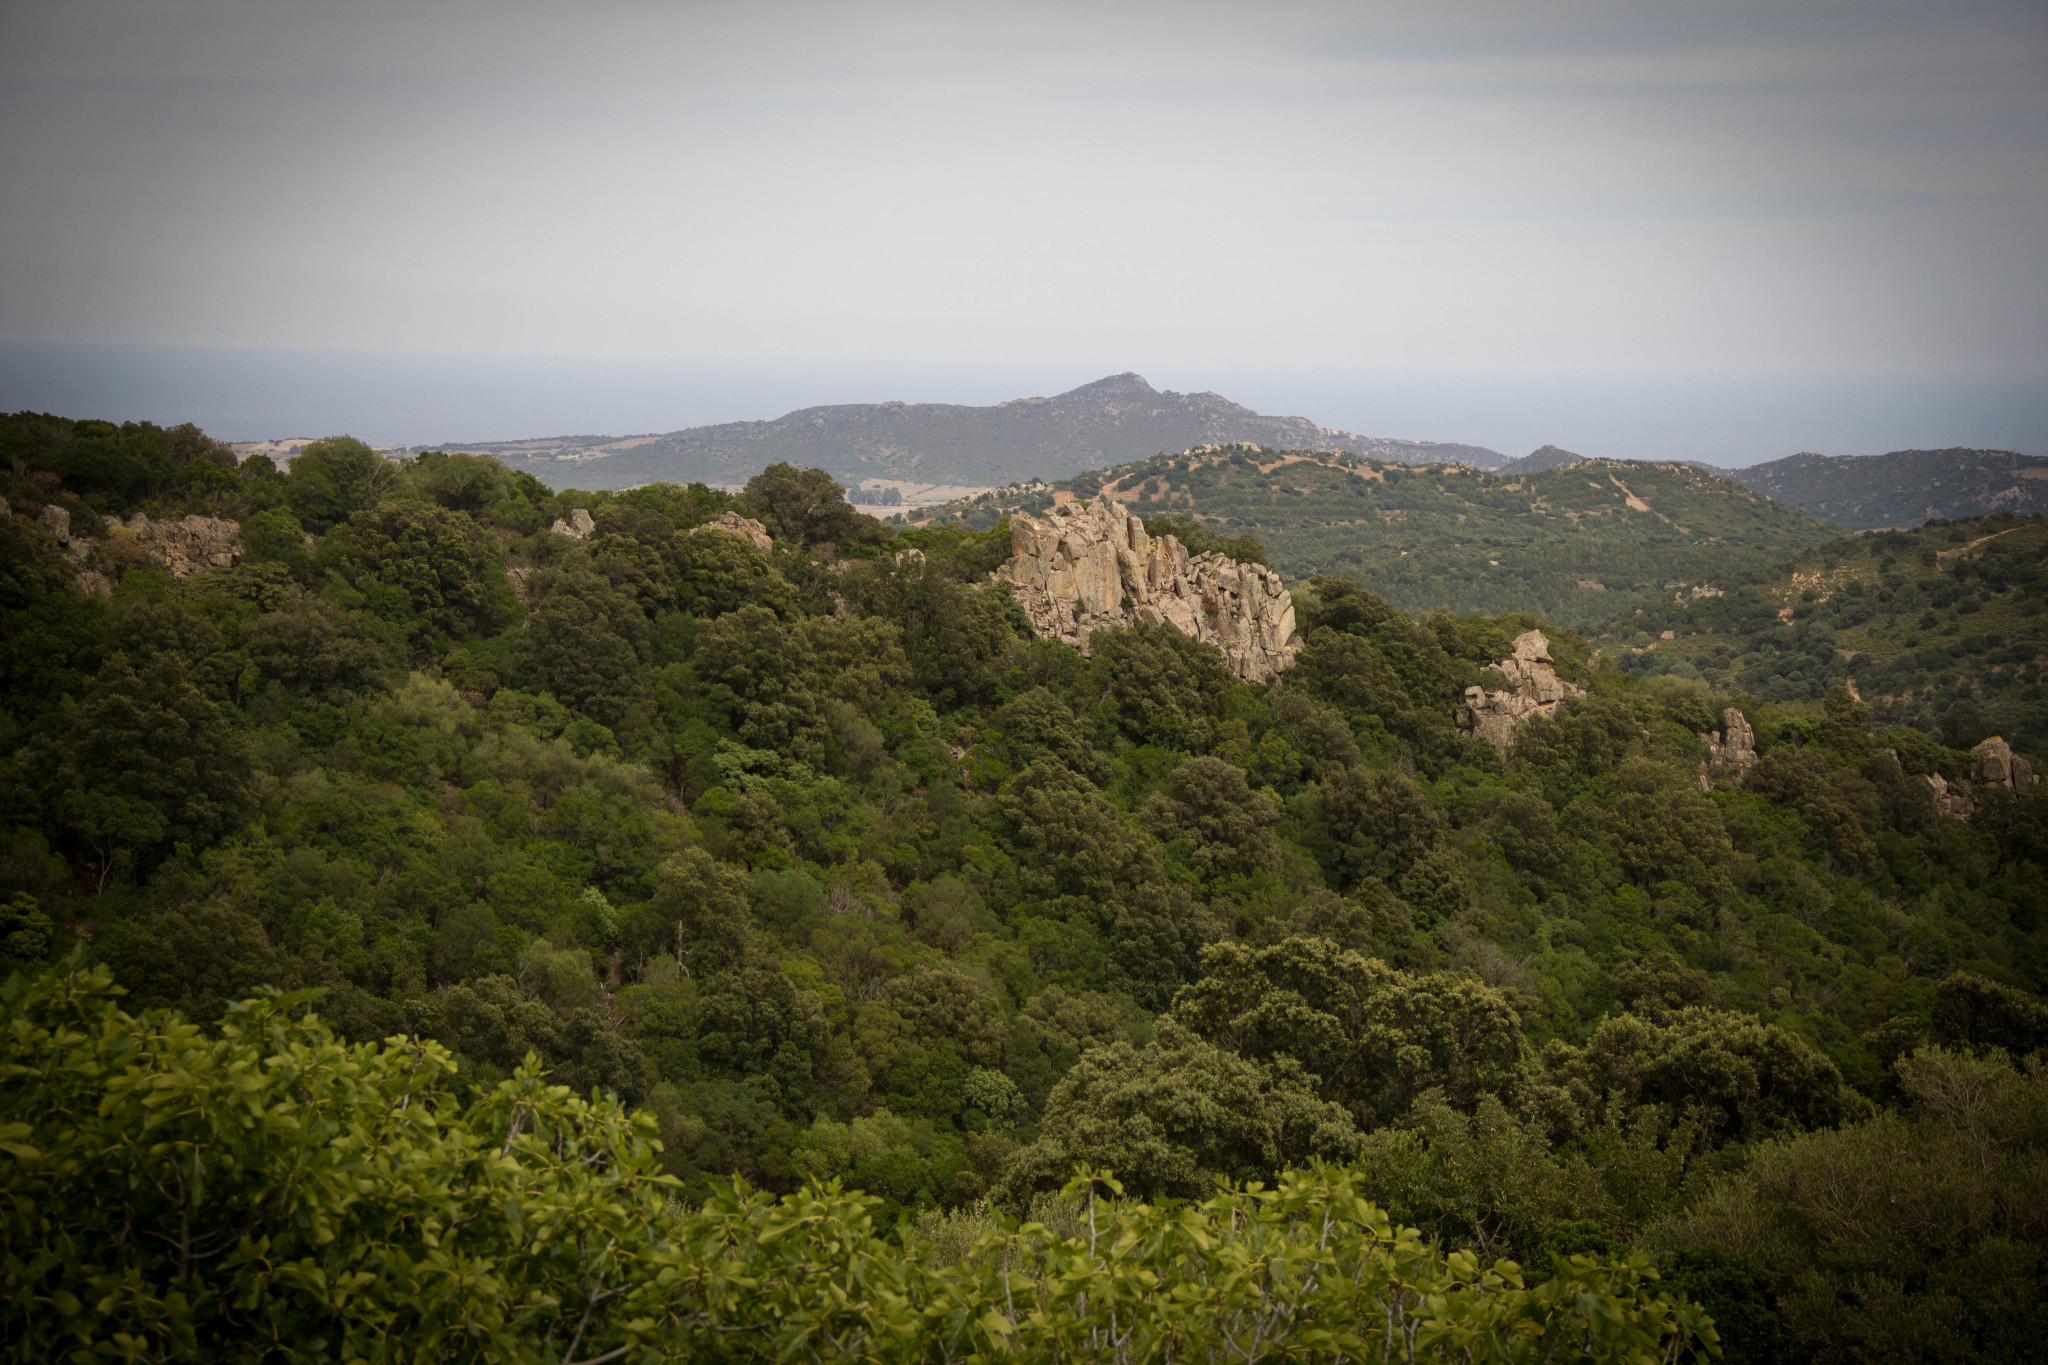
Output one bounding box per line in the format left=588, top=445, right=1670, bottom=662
left=2, top=0, right=2045, bottom=381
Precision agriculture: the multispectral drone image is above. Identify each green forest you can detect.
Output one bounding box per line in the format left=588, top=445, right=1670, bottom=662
left=4, top=413, right=2047, bottom=1362
left=1609, top=513, right=2048, bottom=751
left=912, top=446, right=1837, bottom=625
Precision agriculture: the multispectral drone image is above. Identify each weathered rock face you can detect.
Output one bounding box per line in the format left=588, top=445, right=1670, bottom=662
left=993, top=498, right=1301, bottom=682
left=122, top=512, right=242, bottom=577
left=1458, top=630, right=1584, bottom=753
left=1924, top=772, right=1975, bottom=821
left=691, top=510, right=774, bottom=554
left=1697, top=708, right=1759, bottom=790
left=1972, top=735, right=2038, bottom=790
left=16, top=500, right=242, bottom=595
left=549, top=508, right=597, bottom=540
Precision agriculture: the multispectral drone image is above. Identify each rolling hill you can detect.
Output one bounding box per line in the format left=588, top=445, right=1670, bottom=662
left=1730, top=448, right=2047, bottom=530
left=912, top=444, right=1838, bottom=625
left=1605, top=512, right=2048, bottom=750
left=433, top=373, right=1506, bottom=490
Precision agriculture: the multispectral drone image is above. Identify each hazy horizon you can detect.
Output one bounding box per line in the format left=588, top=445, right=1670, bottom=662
left=2, top=341, right=2043, bottom=470
left=4, top=2, right=2044, bottom=465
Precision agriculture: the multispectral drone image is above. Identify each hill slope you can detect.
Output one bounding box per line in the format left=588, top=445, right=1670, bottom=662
left=1606, top=513, right=2048, bottom=749
left=1731, top=448, right=2047, bottom=530
left=436, top=373, right=1506, bottom=489
left=917, top=445, right=1836, bottom=625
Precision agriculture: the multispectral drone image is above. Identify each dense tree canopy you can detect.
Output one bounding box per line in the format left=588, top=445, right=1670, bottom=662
left=3, top=416, right=2046, bottom=1360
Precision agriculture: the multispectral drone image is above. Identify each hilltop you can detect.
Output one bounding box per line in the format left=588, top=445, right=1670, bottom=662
left=913, top=444, right=1837, bottom=625
left=1731, top=447, right=2047, bottom=529
left=433, top=373, right=1506, bottom=490
left=1608, top=512, right=2048, bottom=750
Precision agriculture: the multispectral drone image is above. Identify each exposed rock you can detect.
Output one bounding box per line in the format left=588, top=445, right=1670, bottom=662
left=993, top=498, right=1301, bottom=682
left=122, top=513, right=242, bottom=576
left=38, top=504, right=72, bottom=543
left=1697, top=708, right=1759, bottom=790
left=1925, top=772, right=1975, bottom=821
left=549, top=508, right=597, bottom=540
left=1458, top=630, right=1584, bottom=753
left=74, top=570, right=113, bottom=598
left=690, top=510, right=775, bottom=554
left=1972, top=735, right=2038, bottom=790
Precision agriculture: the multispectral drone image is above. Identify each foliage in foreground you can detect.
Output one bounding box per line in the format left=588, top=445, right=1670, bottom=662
left=0, top=963, right=1715, bottom=1364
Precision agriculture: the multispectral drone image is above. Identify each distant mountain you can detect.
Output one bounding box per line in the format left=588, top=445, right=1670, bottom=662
left=435, top=373, right=1506, bottom=489
left=1730, top=448, right=2047, bottom=530
left=1496, top=444, right=1585, bottom=475
left=915, top=446, right=1834, bottom=625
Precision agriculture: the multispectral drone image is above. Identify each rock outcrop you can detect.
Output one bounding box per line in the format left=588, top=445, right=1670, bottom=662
left=1697, top=708, right=1759, bottom=790
left=992, top=498, right=1301, bottom=681
left=1972, top=736, right=2038, bottom=790
left=1924, top=772, right=1975, bottom=821
left=1458, top=630, right=1584, bottom=753
left=691, top=510, right=774, bottom=554
left=121, top=512, right=242, bottom=577
left=549, top=508, right=597, bottom=540
left=15, top=500, right=242, bottom=595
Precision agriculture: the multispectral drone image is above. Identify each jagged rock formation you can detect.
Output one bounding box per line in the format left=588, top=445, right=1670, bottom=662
left=120, top=512, right=242, bottom=577
left=1924, top=772, right=1975, bottom=821
left=16, top=501, right=241, bottom=596
left=1697, top=709, right=1759, bottom=790
left=1972, top=736, right=2038, bottom=790
left=691, top=510, right=774, bottom=554
left=548, top=508, right=597, bottom=540
left=1911, top=738, right=2037, bottom=823
left=1458, top=631, right=1584, bottom=753
left=993, top=498, right=1301, bottom=682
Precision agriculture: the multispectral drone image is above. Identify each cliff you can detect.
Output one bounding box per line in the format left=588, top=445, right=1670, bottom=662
left=993, top=498, right=1301, bottom=682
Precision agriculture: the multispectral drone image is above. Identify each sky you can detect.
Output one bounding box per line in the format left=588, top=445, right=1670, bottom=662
left=2, top=0, right=2045, bottom=458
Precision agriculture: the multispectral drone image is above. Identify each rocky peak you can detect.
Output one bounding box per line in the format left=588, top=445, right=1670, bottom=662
left=1458, top=630, right=1585, bottom=753
left=1972, top=735, right=2038, bottom=791
left=1697, top=708, right=1759, bottom=790
left=992, top=498, right=1301, bottom=681
left=1061, top=372, right=1160, bottom=405
left=691, top=510, right=774, bottom=554
left=549, top=508, right=597, bottom=540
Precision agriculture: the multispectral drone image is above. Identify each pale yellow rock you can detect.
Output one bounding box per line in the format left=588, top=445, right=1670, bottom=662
left=993, top=499, right=1301, bottom=681
left=692, top=510, right=774, bottom=554
left=1697, top=708, right=1758, bottom=790
left=1458, top=630, right=1586, bottom=754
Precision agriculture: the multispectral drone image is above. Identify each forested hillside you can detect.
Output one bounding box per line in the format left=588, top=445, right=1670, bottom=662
left=916, top=445, right=1836, bottom=624
left=1609, top=514, right=2048, bottom=752
left=1731, top=448, right=2047, bottom=530
left=5, top=410, right=2048, bottom=1362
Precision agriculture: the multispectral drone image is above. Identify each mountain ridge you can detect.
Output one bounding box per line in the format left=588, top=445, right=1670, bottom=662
left=1729, top=447, right=2047, bottom=529
left=433, top=372, right=1508, bottom=489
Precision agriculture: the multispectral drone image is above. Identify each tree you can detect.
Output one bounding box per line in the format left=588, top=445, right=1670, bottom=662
left=993, top=761, right=1162, bottom=911
left=737, top=462, right=883, bottom=547
left=1536, top=1007, right=1864, bottom=1150
left=42, top=651, right=252, bottom=886
left=1, top=963, right=1714, bottom=1365
left=1308, top=766, right=1452, bottom=895
left=1141, top=756, right=1283, bottom=878
left=1083, top=622, right=1236, bottom=749
left=285, top=435, right=394, bottom=531
left=1173, top=935, right=1527, bottom=1128
left=1648, top=1045, right=2048, bottom=1365
left=513, top=564, right=650, bottom=727
left=321, top=501, right=519, bottom=646
left=999, top=1016, right=1361, bottom=1201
